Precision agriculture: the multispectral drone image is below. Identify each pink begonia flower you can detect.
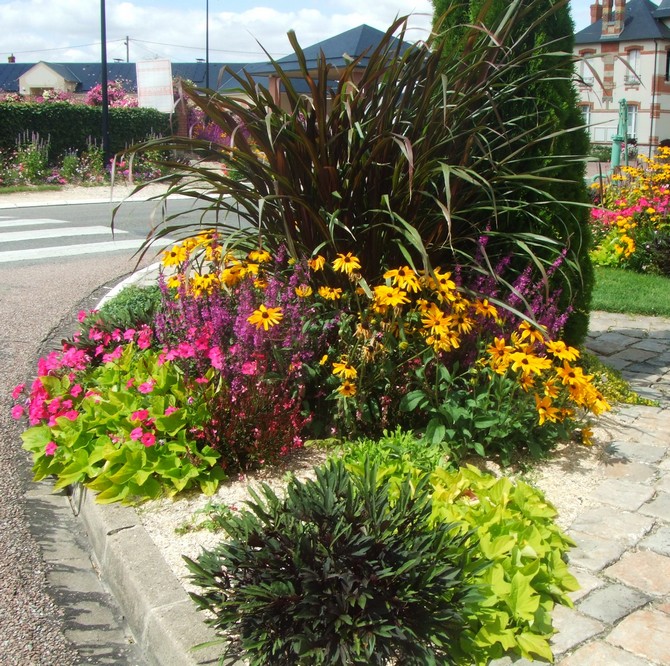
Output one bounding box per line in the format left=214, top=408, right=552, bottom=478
left=130, top=427, right=144, bottom=440
left=126, top=378, right=135, bottom=388
left=63, top=410, right=79, bottom=421
left=70, top=384, right=83, bottom=398
left=137, top=326, right=152, bottom=349
left=111, top=329, right=122, bottom=342
left=164, top=406, right=178, bottom=416
left=102, top=346, right=123, bottom=363
left=195, top=376, right=209, bottom=384
left=131, top=409, right=150, bottom=421
left=11, top=405, right=24, bottom=419
left=208, top=345, right=224, bottom=369
left=77, top=310, right=88, bottom=323
left=45, top=441, right=58, bottom=456
left=138, top=380, right=155, bottom=394
left=11, top=383, right=25, bottom=400
left=88, top=328, right=103, bottom=341
left=123, top=329, right=136, bottom=342
left=141, top=432, right=156, bottom=447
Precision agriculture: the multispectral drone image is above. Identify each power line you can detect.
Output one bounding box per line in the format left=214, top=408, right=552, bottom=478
left=0, top=39, right=125, bottom=57
left=131, top=38, right=287, bottom=58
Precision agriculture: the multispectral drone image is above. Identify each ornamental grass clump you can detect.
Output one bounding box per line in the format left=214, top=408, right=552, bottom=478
left=590, top=146, right=670, bottom=275
left=127, top=4, right=592, bottom=345
left=185, top=459, right=483, bottom=666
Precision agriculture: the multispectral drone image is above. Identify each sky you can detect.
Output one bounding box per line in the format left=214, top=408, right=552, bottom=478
left=0, top=0, right=595, bottom=65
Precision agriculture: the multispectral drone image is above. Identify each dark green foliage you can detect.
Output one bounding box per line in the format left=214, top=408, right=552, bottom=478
left=432, top=0, right=593, bottom=344
left=95, top=285, right=162, bottom=331
left=185, top=459, right=481, bottom=665
left=130, top=9, right=592, bottom=336
left=0, top=102, right=171, bottom=162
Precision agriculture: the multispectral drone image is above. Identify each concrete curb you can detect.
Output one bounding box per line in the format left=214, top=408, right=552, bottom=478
left=71, top=265, right=223, bottom=666
left=0, top=192, right=187, bottom=210
left=72, top=485, right=221, bottom=666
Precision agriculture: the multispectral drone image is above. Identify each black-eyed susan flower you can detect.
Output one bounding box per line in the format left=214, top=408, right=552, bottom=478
left=318, top=286, right=342, bottom=300
left=337, top=380, right=357, bottom=397
left=308, top=255, right=326, bottom=271
left=162, top=244, right=188, bottom=266
left=383, top=266, right=421, bottom=292
left=373, top=285, right=410, bottom=308
left=534, top=394, right=560, bottom=425
left=294, top=285, right=313, bottom=298
left=545, top=339, right=580, bottom=362
left=332, top=252, right=361, bottom=275
left=332, top=360, right=358, bottom=379
left=248, top=248, right=272, bottom=263
left=518, top=321, right=545, bottom=345
left=247, top=304, right=283, bottom=330
left=473, top=298, right=498, bottom=319
left=509, top=350, right=552, bottom=376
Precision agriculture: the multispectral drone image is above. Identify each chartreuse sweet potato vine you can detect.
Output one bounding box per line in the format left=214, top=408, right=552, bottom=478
left=187, top=435, right=577, bottom=665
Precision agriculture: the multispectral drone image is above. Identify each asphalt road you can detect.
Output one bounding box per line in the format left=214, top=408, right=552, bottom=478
left=0, top=211, right=156, bottom=663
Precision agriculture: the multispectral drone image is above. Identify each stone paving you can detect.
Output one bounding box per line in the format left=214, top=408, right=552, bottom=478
left=494, top=311, right=670, bottom=665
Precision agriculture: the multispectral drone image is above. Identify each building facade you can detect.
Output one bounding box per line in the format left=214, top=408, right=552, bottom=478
left=575, top=0, right=670, bottom=153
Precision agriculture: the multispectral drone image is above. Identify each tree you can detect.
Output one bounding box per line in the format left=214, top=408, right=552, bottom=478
left=432, top=0, right=593, bottom=344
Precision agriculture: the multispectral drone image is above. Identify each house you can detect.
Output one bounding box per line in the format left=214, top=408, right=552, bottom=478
left=0, top=61, right=247, bottom=98
left=220, top=24, right=410, bottom=107
left=575, top=0, right=670, bottom=152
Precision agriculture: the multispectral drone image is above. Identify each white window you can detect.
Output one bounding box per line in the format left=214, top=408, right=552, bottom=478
left=627, top=104, right=638, bottom=139
left=626, top=49, right=640, bottom=84
left=578, top=52, right=595, bottom=86
left=579, top=104, right=591, bottom=127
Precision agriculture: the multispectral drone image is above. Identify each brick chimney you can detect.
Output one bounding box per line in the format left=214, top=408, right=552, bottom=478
left=603, top=0, right=626, bottom=37
left=7, top=54, right=15, bottom=63
left=590, top=1, right=603, bottom=24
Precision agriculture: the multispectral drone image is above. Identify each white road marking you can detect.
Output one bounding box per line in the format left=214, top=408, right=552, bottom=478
left=0, top=226, right=128, bottom=243
left=0, top=239, right=153, bottom=263
left=0, top=218, right=71, bottom=229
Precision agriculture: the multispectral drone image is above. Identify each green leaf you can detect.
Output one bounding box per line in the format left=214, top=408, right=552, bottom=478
left=507, top=571, right=540, bottom=622
left=399, top=390, right=428, bottom=412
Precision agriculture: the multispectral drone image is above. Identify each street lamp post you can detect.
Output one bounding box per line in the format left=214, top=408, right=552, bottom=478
left=100, top=0, right=111, bottom=167
left=205, top=0, right=210, bottom=89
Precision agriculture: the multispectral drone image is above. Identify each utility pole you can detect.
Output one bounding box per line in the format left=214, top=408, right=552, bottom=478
left=125, top=35, right=129, bottom=63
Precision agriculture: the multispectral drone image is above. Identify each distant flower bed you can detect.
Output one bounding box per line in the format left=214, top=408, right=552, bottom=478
left=590, top=147, right=670, bottom=275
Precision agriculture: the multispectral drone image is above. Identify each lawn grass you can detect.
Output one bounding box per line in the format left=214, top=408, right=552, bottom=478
left=592, top=267, right=670, bottom=317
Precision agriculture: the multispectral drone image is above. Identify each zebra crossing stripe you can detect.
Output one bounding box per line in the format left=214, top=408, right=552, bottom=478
left=0, top=226, right=129, bottom=243
left=0, top=218, right=72, bottom=229
left=0, top=239, right=153, bottom=263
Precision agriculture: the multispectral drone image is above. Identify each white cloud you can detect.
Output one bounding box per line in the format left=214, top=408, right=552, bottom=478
left=0, top=0, right=595, bottom=64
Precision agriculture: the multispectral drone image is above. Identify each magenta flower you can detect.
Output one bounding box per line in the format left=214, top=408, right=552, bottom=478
left=130, top=427, right=144, bottom=440
left=138, top=380, right=155, bottom=394
left=11, top=383, right=25, bottom=400
left=45, top=441, right=58, bottom=456
left=208, top=345, right=224, bottom=369
left=70, top=384, right=83, bottom=398
left=141, top=432, right=156, bottom=447
left=11, top=404, right=24, bottom=419
left=131, top=409, right=150, bottom=421
left=164, top=406, right=178, bottom=416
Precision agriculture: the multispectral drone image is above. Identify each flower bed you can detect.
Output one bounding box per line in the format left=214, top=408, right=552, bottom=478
left=590, top=146, right=670, bottom=275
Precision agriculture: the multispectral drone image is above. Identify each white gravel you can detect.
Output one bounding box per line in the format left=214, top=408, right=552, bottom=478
left=137, top=429, right=609, bottom=595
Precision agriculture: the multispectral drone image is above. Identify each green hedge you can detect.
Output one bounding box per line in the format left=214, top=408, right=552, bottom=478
left=0, top=102, right=172, bottom=161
